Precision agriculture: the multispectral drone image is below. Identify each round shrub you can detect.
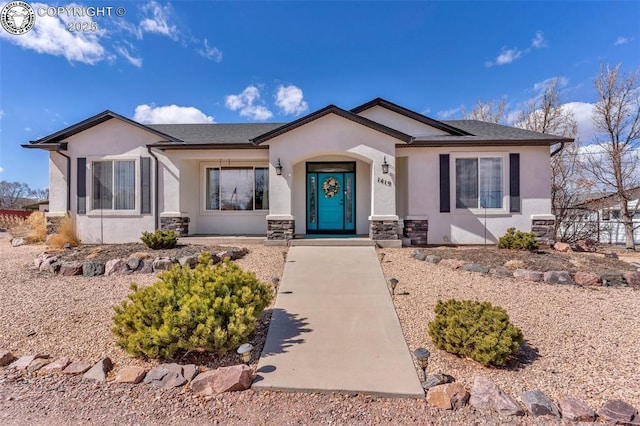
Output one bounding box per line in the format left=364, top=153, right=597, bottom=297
left=112, top=253, right=272, bottom=359
left=428, top=299, right=523, bottom=366
left=140, top=229, right=178, bottom=249
left=498, top=227, right=539, bottom=250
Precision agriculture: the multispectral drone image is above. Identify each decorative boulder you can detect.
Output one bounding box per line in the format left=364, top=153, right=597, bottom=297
left=623, top=271, right=640, bottom=288
left=83, top=261, right=105, bottom=277
left=574, top=271, right=601, bottom=286
left=126, top=257, right=141, bottom=271
left=427, top=383, right=469, bottom=410
left=575, top=239, right=597, bottom=252
left=0, top=350, right=16, bottom=366
left=82, top=357, right=113, bottom=382
left=425, top=255, right=442, bottom=264
left=178, top=255, right=198, bottom=269
left=190, top=370, right=217, bottom=395
left=62, top=361, right=92, bottom=375
left=40, top=357, right=71, bottom=374
left=489, top=267, right=513, bottom=278
left=105, top=259, right=131, bottom=276
left=599, top=399, right=639, bottom=425
left=513, top=269, right=544, bottom=282
left=413, top=252, right=427, bottom=261
left=59, top=261, right=83, bottom=276
left=152, top=257, right=175, bottom=272
left=11, top=237, right=25, bottom=247
left=520, top=390, right=560, bottom=417
left=553, top=242, right=572, bottom=252
left=422, top=373, right=454, bottom=390
left=462, top=263, right=490, bottom=274
left=543, top=271, right=574, bottom=285
left=558, top=396, right=596, bottom=422
left=115, top=366, right=147, bottom=384
left=469, top=376, right=524, bottom=416
left=599, top=272, right=627, bottom=287
left=213, top=364, right=254, bottom=393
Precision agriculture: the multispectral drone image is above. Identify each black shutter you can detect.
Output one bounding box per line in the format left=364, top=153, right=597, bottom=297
left=77, top=158, right=86, bottom=214
left=439, top=154, right=450, bottom=213
left=141, top=157, right=151, bottom=214
left=509, top=153, right=520, bottom=213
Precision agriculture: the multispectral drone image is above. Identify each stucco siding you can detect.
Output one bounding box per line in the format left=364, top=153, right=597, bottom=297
left=356, top=105, right=449, bottom=136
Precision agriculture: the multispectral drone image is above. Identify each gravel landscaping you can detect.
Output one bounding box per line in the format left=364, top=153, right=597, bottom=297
left=1, top=231, right=639, bottom=424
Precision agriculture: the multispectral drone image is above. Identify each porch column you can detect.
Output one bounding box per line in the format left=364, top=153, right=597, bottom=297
left=369, top=154, right=400, bottom=247
left=266, top=152, right=294, bottom=241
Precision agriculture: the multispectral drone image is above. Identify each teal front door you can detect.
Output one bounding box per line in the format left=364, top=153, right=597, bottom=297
left=307, top=166, right=355, bottom=233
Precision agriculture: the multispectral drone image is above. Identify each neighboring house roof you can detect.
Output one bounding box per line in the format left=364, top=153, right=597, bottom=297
left=251, top=104, right=414, bottom=145
left=22, top=110, right=181, bottom=150
left=22, top=98, right=574, bottom=151
left=574, top=186, right=640, bottom=209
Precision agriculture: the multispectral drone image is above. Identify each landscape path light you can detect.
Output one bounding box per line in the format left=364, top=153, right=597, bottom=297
left=388, top=278, right=398, bottom=297
left=414, top=347, right=430, bottom=382
left=271, top=277, right=280, bottom=292
left=237, top=343, right=254, bottom=365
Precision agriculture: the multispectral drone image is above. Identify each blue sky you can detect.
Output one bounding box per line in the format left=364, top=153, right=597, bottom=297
left=1, top=0, right=639, bottom=190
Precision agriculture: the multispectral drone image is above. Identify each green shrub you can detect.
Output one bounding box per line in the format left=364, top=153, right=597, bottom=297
left=497, top=227, right=539, bottom=250
left=141, top=229, right=178, bottom=249
left=428, top=299, right=523, bottom=366
left=112, top=253, right=272, bottom=359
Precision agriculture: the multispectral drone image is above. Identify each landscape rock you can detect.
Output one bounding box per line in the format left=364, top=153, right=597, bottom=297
left=440, top=259, right=465, bottom=270
left=33, top=255, right=44, bottom=269
left=59, top=261, right=83, bottom=276
left=190, top=370, right=217, bottom=395
left=513, top=269, right=544, bottom=282
left=462, top=263, right=490, bottom=274
left=40, top=357, right=70, bottom=374
left=520, top=389, right=560, bottom=417
left=9, top=355, right=37, bottom=371
left=605, top=252, right=620, bottom=259
left=422, top=373, right=454, bottom=390
left=0, top=349, right=16, bottom=366
left=489, top=266, right=513, bottom=278
left=83, top=357, right=113, bottom=382
left=105, top=259, right=131, bottom=276
left=543, top=270, right=574, bottom=285
left=216, top=251, right=231, bottom=262
left=553, top=242, right=572, bottom=252
left=426, top=383, right=470, bottom=410
left=39, top=256, right=59, bottom=273
left=144, top=364, right=187, bottom=389
left=575, top=239, right=597, bottom=252
left=27, top=357, right=51, bottom=373
left=469, top=376, right=524, bottom=416
left=212, top=364, right=253, bottom=393
left=599, top=399, right=640, bottom=425
left=574, top=271, right=601, bottom=286
left=152, top=257, right=175, bottom=272
left=126, top=257, right=141, bottom=271
left=62, top=361, right=92, bottom=375
left=599, top=272, right=627, bottom=287
left=413, top=252, right=427, bottom=261
left=425, top=255, right=442, bottom=264
left=11, top=237, right=25, bottom=247
left=182, top=364, right=199, bottom=382
left=558, top=396, right=596, bottom=422
left=115, top=366, right=147, bottom=384
left=137, top=259, right=154, bottom=274
left=178, top=255, right=198, bottom=269
left=623, top=271, right=640, bottom=288
left=82, top=261, right=105, bottom=277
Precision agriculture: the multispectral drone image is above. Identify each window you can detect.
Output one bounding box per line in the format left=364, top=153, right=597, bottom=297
left=92, top=160, right=135, bottom=210
left=205, top=167, right=269, bottom=211
left=455, top=157, right=503, bottom=209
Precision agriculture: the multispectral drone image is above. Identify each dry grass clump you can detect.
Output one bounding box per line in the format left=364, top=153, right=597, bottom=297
left=26, top=212, right=47, bottom=243
left=0, top=214, right=26, bottom=231
left=503, top=259, right=525, bottom=270
left=47, top=215, right=80, bottom=249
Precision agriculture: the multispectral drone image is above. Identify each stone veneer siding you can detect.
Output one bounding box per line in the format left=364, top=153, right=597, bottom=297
left=531, top=218, right=555, bottom=246
left=369, top=220, right=399, bottom=241
left=267, top=219, right=295, bottom=240
left=46, top=216, right=64, bottom=234
left=160, top=216, right=190, bottom=237
left=403, top=219, right=428, bottom=246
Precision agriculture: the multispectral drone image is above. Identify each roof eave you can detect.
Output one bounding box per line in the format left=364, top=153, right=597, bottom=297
left=398, top=138, right=572, bottom=147
left=149, top=143, right=267, bottom=150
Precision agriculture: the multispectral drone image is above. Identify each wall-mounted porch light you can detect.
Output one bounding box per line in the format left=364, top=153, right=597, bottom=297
left=381, top=156, right=389, bottom=174
left=275, top=158, right=283, bottom=176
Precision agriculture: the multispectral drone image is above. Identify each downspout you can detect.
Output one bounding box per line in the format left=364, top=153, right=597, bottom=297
left=550, top=142, right=566, bottom=157
left=55, top=142, right=71, bottom=212
left=146, top=146, right=160, bottom=230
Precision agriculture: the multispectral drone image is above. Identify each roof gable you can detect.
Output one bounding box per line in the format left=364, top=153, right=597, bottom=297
left=23, top=110, right=181, bottom=150
left=351, top=98, right=472, bottom=136
left=251, top=105, right=413, bottom=144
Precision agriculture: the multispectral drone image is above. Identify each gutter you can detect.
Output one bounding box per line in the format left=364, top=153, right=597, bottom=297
left=146, top=146, right=160, bottom=230
left=55, top=142, right=71, bottom=212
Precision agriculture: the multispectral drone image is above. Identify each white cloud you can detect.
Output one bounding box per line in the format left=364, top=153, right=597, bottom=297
left=198, top=39, right=222, bottom=62
left=275, top=85, right=308, bottom=116
left=139, top=1, right=178, bottom=40
left=0, top=110, right=4, bottom=119
left=0, top=166, right=4, bottom=173
left=563, top=101, right=596, bottom=143
left=0, top=2, right=108, bottom=64
left=486, top=31, right=546, bottom=67
left=532, top=76, right=568, bottom=94
left=133, top=104, right=215, bottom=124
left=614, top=36, right=631, bottom=46
left=437, top=107, right=461, bottom=119
left=25, top=127, right=31, bottom=132
left=225, top=86, right=273, bottom=121
left=115, top=45, right=142, bottom=68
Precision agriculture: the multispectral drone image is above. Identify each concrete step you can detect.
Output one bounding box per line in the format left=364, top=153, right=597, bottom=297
left=289, top=238, right=377, bottom=247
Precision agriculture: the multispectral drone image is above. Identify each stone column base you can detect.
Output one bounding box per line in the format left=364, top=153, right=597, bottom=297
left=369, top=220, right=399, bottom=241
left=160, top=216, right=190, bottom=237
left=404, top=219, right=428, bottom=246
left=45, top=214, right=65, bottom=234
left=531, top=215, right=555, bottom=246
left=267, top=219, right=295, bottom=240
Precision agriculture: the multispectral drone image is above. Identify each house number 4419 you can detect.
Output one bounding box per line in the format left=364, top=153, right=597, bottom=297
left=377, top=177, right=392, bottom=186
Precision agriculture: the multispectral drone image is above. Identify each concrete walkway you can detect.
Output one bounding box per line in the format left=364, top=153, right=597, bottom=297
left=253, top=246, right=424, bottom=398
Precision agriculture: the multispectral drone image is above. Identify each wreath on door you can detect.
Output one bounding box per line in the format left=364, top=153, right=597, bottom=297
left=322, top=176, right=340, bottom=198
